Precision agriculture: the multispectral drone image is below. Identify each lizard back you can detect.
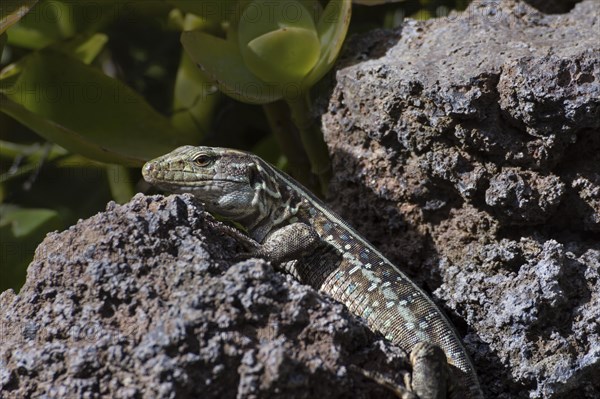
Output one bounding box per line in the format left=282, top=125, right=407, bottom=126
left=142, top=145, right=484, bottom=398
left=259, top=159, right=484, bottom=399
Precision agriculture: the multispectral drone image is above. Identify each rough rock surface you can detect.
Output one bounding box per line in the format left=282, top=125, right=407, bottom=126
left=321, top=0, right=599, bottom=398
left=1, top=1, right=598, bottom=399
left=0, top=194, right=415, bottom=399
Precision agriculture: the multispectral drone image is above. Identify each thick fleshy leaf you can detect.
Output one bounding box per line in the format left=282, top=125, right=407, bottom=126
left=244, top=27, right=320, bottom=83
left=304, top=0, right=351, bottom=88
left=106, top=164, right=135, bottom=204
left=0, top=141, right=71, bottom=184
left=171, top=50, right=219, bottom=137
left=171, top=13, right=220, bottom=136
left=0, top=32, right=6, bottom=55
left=181, top=30, right=284, bottom=104
left=0, top=205, right=58, bottom=238
left=167, top=8, right=211, bottom=32
left=352, top=0, right=403, bottom=4
left=237, top=0, right=323, bottom=24
left=298, top=0, right=324, bottom=21
left=167, top=0, right=239, bottom=23
left=0, top=50, right=189, bottom=166
left=6, top=2, right=170, bottom=50
left=0, top=140, right=65, bottom=159
left=52, top=33, right=108, bottom=64
left=6, top=0, right=74, bottom=49
left=239, top=0, right=320, bottom=83
left=0, top=204, right=61, bottom=292
left=0, top=0, right=38, bottom=34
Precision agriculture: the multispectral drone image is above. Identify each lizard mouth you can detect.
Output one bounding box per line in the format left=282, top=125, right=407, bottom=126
left=142, top=162, right=247, bottom=185
left=142, top=164, right=248, bottom=196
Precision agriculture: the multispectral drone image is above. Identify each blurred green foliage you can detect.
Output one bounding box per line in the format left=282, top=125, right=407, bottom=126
left=0, top=0, right=469, bottom=292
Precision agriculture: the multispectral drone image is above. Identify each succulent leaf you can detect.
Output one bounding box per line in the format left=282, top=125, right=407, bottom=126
left=238, top=0, right=320, bottom=84
left=181, top=30, right=285, bottom=104
left=304, top=0, right=352, bottom=87
left=182, top=0, right=350, bottom=104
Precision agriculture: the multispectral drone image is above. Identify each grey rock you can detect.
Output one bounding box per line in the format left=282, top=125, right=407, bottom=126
left=484, top=169, right=565, bottom=224
left=0, top=194, right=413, bottom=399
left=322, top=0, right=600, bottom=397
left=1, top=1, right=599, bottom=398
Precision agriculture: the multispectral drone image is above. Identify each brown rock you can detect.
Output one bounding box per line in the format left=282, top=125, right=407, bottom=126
left=322, top=0, right=599, bottom=397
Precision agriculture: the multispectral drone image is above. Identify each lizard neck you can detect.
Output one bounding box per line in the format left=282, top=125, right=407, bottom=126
left=239, top=162, right=302, bottom=243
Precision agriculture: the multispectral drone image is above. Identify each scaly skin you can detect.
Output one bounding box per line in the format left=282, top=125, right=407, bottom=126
left=142, top=145, right=484, bottom=399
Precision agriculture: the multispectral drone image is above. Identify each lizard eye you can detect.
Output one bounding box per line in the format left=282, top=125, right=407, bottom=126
left=193, top=155, right=213, bottom=167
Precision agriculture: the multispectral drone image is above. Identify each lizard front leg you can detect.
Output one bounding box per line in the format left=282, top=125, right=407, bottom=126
left=218, top=221, right=321, bottom=265
left=260, top=226, right=456, bottom=399
left=256, top=222, right=321, bottom=264
left=221, top=222, right=455, bottom=398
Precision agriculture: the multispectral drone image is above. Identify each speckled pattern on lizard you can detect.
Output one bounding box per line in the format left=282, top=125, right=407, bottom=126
left=142, top=145, right=484, bottom=399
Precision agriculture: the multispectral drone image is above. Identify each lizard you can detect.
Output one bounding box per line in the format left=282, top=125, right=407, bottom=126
left=142, top=145, right=484, bottom=399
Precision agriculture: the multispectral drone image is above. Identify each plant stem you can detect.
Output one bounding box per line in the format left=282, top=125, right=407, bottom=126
left=286, top=92, right=331, bottom=195
left=262, top=101, right=317, bottom=191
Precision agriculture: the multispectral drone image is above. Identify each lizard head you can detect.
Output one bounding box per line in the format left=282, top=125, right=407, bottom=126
left=142, top=146, right=270, bottom=220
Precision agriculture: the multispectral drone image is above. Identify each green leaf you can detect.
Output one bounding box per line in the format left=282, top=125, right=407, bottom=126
left=0, top=32, right=6, bottom=55
left=0, top=49, right=190, bottom=166
left=297, top=0, right=324, bottom=21
left=52, top=33, right=108, bottom=64
left=167, top=0, right=239, bottom=24
left=171, top=50, right=219, bottom=137
left=246, top=27, right=320, bottom=83
left=352, top=0, right=399, bottom=4
left=181, top=30, right=285, bottom=104
left=239, top=0, right=320, bottom=84
left=0, top=141, right=71, bottom=184
left=5, top=1, right=170, bottom=50
left=171, top=12, right=220, bottom=136
left=0, top=0, right=38, bottom=35
left=0, top=205, right=58, bottom=237
left=304, top=0, right=351, bottom=88
left=0, top=139, right=67, bottom=160
left=106, top=164, right=135, bottom=204
left=0, top=204, right=62, bottom=292
left=6, top=0, right=74, bottom=49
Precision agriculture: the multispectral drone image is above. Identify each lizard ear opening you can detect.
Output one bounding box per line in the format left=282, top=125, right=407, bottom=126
left=248, top=163, right=261, bottom=188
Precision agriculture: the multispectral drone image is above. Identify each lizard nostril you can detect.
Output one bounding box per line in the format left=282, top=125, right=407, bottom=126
left=142, top=163, right=154, bottom=179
